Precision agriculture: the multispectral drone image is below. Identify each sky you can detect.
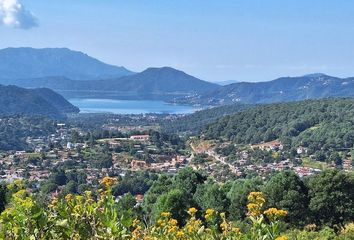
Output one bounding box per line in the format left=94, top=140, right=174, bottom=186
left=1, top=0, right=354, bottom=82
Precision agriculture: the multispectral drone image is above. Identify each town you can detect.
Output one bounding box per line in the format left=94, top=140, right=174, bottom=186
left=0, top=115, right=352, bottom=196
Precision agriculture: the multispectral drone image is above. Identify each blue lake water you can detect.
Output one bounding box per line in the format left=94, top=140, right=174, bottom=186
left=69, top=98, right=200, bottom=114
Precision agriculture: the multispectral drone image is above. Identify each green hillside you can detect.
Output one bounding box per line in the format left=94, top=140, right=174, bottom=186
left=203, top=98, right=354, bottom=152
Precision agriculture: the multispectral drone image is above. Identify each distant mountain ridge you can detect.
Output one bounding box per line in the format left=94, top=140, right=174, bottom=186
left=1, top=67, right=219, bottom=100
left=173, top=74, right=354, bottom=105
left=0, top=85, right=79, bottom=118
left=0, top=47, right=134, bottom=80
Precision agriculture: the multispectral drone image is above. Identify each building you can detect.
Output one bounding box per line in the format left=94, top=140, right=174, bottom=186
left=131, top=160, right=147, bottom=169
left=251, top=140, right=283, bottom=151
left=343, top=159, right=352, bottom=170
left=130, top=135, right=150, bottom=141
left=297, top=146, right=308, bottom=155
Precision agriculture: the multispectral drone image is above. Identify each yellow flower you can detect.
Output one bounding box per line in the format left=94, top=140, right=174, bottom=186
left=275, top=236, right=288, bottom=240
left=168, top=225, right=178, bottom=233
left=248, top=192, right=263, bottom=200
left=168, top=218, right=178, bottom=226
left=101, top=176, right=117, bottom=187
left=205, top=208, right=215, bottom=220
left=49, top=197, right=58, bottom=208
left=161, top=212, right=172, bottom=218
left=220, top=212, right=226, bottom=218
left=13, top=189, right=26, bottom=198
left=65, top=193, right=73, bottom=202
left=264, top=208, right=288, bottom=217
left=247, top=191, right=265, bottom=204
left=176, top=230, right=184, bottom=237
left=157, top=219, right=164, bottom=226
left=132, top=219, right=140, bottom=227
left=188, top=207, right=198, bottom=215
left=220, top=222, right=228, bottom=231
left=247, top=203, right=258, bottom=211
left=232, top=227, right=241, bottom=234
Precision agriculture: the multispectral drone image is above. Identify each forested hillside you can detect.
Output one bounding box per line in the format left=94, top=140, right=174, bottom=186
left=0, top=85, right=79, bottom=118
left=0, top=116, right=57, bottom=150
left=203, top=98, right=354, bottom=152
left=161, top=103, right=249, bottom=134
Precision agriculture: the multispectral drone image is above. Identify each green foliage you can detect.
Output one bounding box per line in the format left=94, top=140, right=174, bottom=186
left=142, top=174, right=173, bottom=216
left=263, top=171, right=309, bottom=226
left=112, top=171, right=157, bottom=196
left=161, top=103, right=248, bottom=134
left=307, top=169, right=354, bottom=228
left=227, top=177, right=263, bottom=220
left=204, top=98, right=354, bottom=152
left=153, top=188, right=190, bottom=225
left=193, top=180, right=229, bottom=213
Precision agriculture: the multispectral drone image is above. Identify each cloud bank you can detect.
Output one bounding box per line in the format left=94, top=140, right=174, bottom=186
left=0, top=0, right=38, bottom=29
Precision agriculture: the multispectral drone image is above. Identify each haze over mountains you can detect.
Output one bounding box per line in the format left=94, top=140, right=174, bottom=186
left=0, top=47, right=133, bottom=80
left=1, top=47, right=354, bottom=105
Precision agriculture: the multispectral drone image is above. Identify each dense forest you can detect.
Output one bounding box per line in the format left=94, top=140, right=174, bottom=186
left=203, top=98, right=354, bottom=152
left=161, top=103, right=249, bottom=134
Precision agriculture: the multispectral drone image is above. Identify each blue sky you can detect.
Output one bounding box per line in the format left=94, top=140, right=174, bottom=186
left=1, top=0, right=354, bottom=82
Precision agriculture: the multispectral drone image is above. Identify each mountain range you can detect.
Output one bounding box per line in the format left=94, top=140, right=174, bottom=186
left=0, top=47, right=219, bottom=100
left=0, top=85, right=79, bottom=118
left=173, top=74, right=354, bottom=105
left=1, top=47, right=354, bottom=105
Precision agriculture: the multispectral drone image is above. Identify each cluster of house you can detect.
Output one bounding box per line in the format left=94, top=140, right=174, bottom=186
left=194, top=140, right=329, bottom=179
left=251, top=140, right=284, bottom=151
left=130, top=155, right=189, bottom=174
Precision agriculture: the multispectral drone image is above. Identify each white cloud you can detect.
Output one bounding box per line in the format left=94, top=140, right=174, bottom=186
left=0, top=0, right=37, bottom=29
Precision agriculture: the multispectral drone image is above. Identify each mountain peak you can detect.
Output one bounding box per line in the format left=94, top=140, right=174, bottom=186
left=142, top=66, right=184, bottom=74
left=302, top=73, right=327, bottom=78
left=0, top=47, right=134, bottom=80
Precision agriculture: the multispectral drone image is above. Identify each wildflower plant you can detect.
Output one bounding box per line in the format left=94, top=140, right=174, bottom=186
left=0, top=180, right=295, bottom=240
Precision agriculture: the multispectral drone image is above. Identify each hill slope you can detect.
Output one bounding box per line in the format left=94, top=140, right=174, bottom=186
left=0, top=47, right=133, bottom=80
left=203, top=98, right=354, bottom=151
left=3, top=67, right=219, bottom=100
left=174, top=74, right=354, bottom=105
left=0, top=85, right=79, bottom=118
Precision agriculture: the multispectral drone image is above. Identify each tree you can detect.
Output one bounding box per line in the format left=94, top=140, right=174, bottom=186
left=116, top=193, right=141, bottom=220
left=0, top=183, right=7, bottom=213
left=193, top=180, right=229, bottom=213
left=227, top=177, right=263, bottom=221
left=172, top=168, right=206, bottom=197
left=263, top=171, right=309, bottom=226
left=50, top=170, right=67, bottom=186
left=329, top=152, right=342, bottom=166
left=153, top=189, right=190, bottom=225
left=307, top=169, right=354, bottom=228
left=61, top=180, right=78, bottom=196
left=143, top=175, right=173, bottom=217
left=40, top=181, right=58, bottom=194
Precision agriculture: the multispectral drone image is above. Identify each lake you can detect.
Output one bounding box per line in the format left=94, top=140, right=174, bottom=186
left=69, top=98, right=200, bottom=114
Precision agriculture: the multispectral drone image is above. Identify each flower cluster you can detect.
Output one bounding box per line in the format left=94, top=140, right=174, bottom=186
left=247, top=192, right=265, bottom=217
left=264, top=208, right=288, bottom=218
left=100, top=176, right=117, bottom=187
